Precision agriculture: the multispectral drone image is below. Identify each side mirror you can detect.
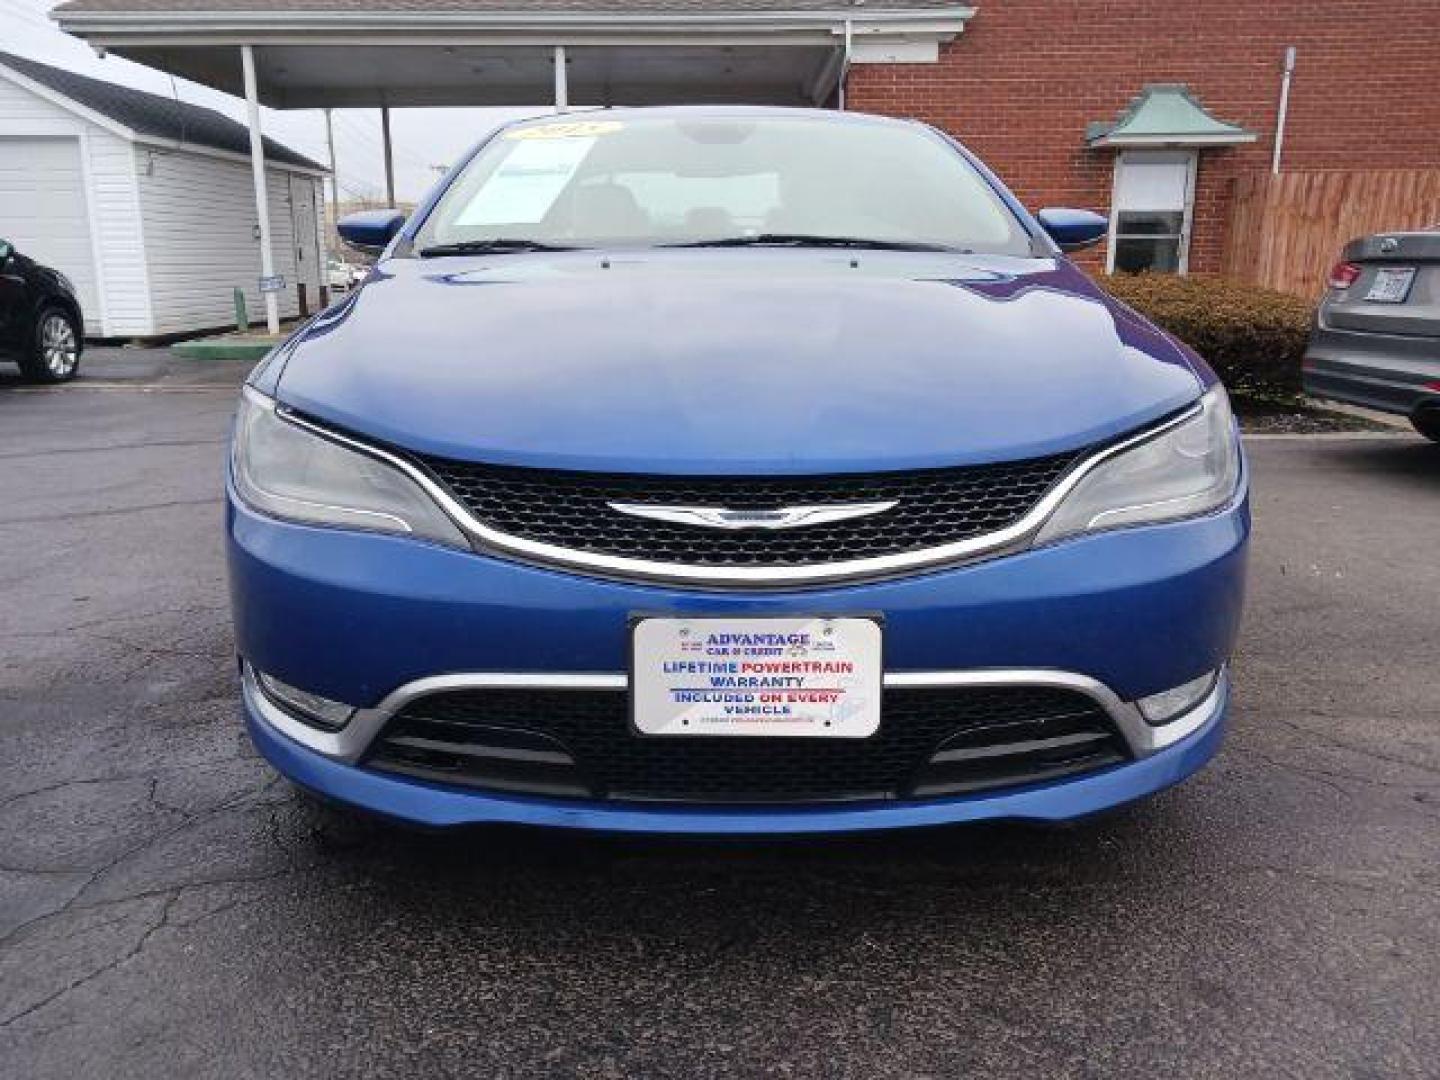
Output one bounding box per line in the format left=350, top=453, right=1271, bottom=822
left=338, top=210, right=405, bottom=256
left=1036, top=208, right=1109, bottom=252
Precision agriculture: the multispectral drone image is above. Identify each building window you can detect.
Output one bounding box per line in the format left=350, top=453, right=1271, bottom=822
left=1107, top=150, right=1196, bottom=274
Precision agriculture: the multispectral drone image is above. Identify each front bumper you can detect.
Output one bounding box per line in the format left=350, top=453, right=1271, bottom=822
left=228, top=485, right=1248, bottom=833
left=245, top=668, right=1228, bottom=834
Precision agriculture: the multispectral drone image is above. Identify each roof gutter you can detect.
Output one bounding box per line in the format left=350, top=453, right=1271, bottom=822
left=138, top=135, right=329, bottom=176
left=54, top=7, right=975, bottom=44
left=1089, top=132, right=1258, bottom=148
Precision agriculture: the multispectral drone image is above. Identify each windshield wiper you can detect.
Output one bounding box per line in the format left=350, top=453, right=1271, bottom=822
left=418, top=239, right=577, bottom=257
left=665, top=233, right=965, bottom=253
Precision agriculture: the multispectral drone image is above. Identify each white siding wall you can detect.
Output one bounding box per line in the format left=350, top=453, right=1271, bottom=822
left=136, top=146, right=318, bottom=335
left=83, top=129, right=150, bottom=336
left=0, top=73, right=149, bottom=336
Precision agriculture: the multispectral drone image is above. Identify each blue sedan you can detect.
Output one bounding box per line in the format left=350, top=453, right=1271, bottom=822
left=228, top=107, right=1248, bottom=834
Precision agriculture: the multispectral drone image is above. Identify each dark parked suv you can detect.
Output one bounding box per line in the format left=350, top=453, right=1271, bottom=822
left=0, top=239, right=84, bottom=383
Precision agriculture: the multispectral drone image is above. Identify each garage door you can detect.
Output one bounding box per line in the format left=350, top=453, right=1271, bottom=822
left=0, top=137, right=100, bottom=334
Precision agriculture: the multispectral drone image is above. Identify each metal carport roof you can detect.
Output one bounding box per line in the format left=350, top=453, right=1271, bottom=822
left=51, top=0, right=974, bottom=330
left=52, top=1, right=974, bottom=109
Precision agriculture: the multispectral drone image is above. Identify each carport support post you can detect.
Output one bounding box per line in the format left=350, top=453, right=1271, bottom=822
left=554, top=46, right=568, bottom=113
left=241, top=45, right=279, bottom=335
left=381, top=106, right=396, bottom=208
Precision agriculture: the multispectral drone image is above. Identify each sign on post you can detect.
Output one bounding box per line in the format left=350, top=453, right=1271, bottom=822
left=258, top=275, right=286, bottom=294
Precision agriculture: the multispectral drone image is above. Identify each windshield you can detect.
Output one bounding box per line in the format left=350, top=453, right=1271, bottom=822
left=413, top=115, right=1032, bottom=255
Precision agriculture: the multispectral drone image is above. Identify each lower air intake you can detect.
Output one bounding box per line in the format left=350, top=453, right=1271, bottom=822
left=366, top=686, right=1128, bottom=804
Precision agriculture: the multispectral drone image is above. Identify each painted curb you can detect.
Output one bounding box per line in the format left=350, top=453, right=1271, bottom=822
left=170, top=339, right=278, bottom=361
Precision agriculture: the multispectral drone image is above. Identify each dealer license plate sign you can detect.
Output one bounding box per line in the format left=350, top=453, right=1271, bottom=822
left=1365, top=267, right=1415, bottom=303
left=632, top=617, right=882, bottom=738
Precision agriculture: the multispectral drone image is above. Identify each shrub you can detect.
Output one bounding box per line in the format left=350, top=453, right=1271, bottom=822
left=1100, top=273, right=1314, bottom=398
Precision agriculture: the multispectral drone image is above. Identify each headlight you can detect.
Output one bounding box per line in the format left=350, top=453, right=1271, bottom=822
left=232, top=387, right=469, bottom=548
left=1035, top=387, right=1241, bottom=545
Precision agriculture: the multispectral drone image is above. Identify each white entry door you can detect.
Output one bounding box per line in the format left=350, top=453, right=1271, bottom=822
left=1106, top=150, right=1197, bottom=275
left=289, top=173, right=321, bottom=298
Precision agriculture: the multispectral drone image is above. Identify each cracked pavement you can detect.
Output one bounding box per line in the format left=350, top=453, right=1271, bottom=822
left=2, top=350, right=1438, bottom=1078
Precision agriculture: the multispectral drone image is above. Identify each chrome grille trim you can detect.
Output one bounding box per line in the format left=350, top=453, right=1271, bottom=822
left=271, top=392, right=1203, bottom=587
left=241, top=662, right=1226, bottom=766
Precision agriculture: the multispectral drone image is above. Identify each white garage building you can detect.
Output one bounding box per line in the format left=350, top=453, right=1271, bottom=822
left=0, top=50, right=328, bottom=338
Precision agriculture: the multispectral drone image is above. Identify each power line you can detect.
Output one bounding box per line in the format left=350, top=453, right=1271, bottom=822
left=334, top=110, right=433, bottom=172
left=336, top=176, right=383, bottom=201
left=166, top=72, right=189, bottom=146
left=333, top=113, right=384, bottom=153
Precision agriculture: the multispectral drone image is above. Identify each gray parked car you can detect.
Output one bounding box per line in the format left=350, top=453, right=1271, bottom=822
left=1303, top=228, right=1440, bottom=441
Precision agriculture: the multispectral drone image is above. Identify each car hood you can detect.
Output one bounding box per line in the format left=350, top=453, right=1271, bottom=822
left=270, top=250, right=1203, bottom=473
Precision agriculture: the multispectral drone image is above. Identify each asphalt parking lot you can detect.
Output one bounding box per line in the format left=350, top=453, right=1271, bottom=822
left=2, top=349, right=1438, bottom=1079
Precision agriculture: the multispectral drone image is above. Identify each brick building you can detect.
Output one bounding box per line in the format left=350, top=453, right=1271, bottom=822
left=49, top=0, right=1440, bottom=298
left=845, top=0, right=1440, bottom=276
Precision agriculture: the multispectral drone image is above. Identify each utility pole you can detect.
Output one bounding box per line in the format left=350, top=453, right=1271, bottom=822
left=381, top=105, right=396, bottom=208
left=324, top=107, right=339, bottom=213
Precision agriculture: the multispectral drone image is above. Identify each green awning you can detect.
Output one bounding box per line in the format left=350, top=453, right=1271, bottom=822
left=1086, top=84, right=1256, bottom=148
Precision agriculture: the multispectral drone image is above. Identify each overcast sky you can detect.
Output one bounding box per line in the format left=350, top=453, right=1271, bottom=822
left=1, top=0, right=548, bottom=203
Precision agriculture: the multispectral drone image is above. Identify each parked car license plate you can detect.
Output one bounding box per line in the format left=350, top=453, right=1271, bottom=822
left=631, top=616, right=882, bottom=738
left=1365, top=267, right=1416, bottom=303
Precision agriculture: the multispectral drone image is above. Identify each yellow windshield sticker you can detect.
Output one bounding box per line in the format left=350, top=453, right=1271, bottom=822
left=506, top=120, right=624, bottom=140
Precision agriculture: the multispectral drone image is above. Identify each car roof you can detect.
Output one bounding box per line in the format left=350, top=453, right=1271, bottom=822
left=500, top=104, right=915, bottom=130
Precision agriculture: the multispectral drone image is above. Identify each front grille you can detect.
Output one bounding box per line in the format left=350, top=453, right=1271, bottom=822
left=412, top=453, right=1085, bottom=568
left=365, top=687, right=1128, bottom=804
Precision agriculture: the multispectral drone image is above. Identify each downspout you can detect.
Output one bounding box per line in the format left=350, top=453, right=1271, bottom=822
left=1271, top=46, right=1296, bottom=175
left=838, top=18, right=853, bottom=110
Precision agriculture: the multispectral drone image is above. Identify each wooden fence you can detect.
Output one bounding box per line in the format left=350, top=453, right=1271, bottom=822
left=1222, top=169, right=1440, bottom=298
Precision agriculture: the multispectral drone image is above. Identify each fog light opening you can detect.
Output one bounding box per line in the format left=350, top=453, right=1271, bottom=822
left=254, top=669, right=357, bottom=732
left=1136, top=669, right=1220, bottom=727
